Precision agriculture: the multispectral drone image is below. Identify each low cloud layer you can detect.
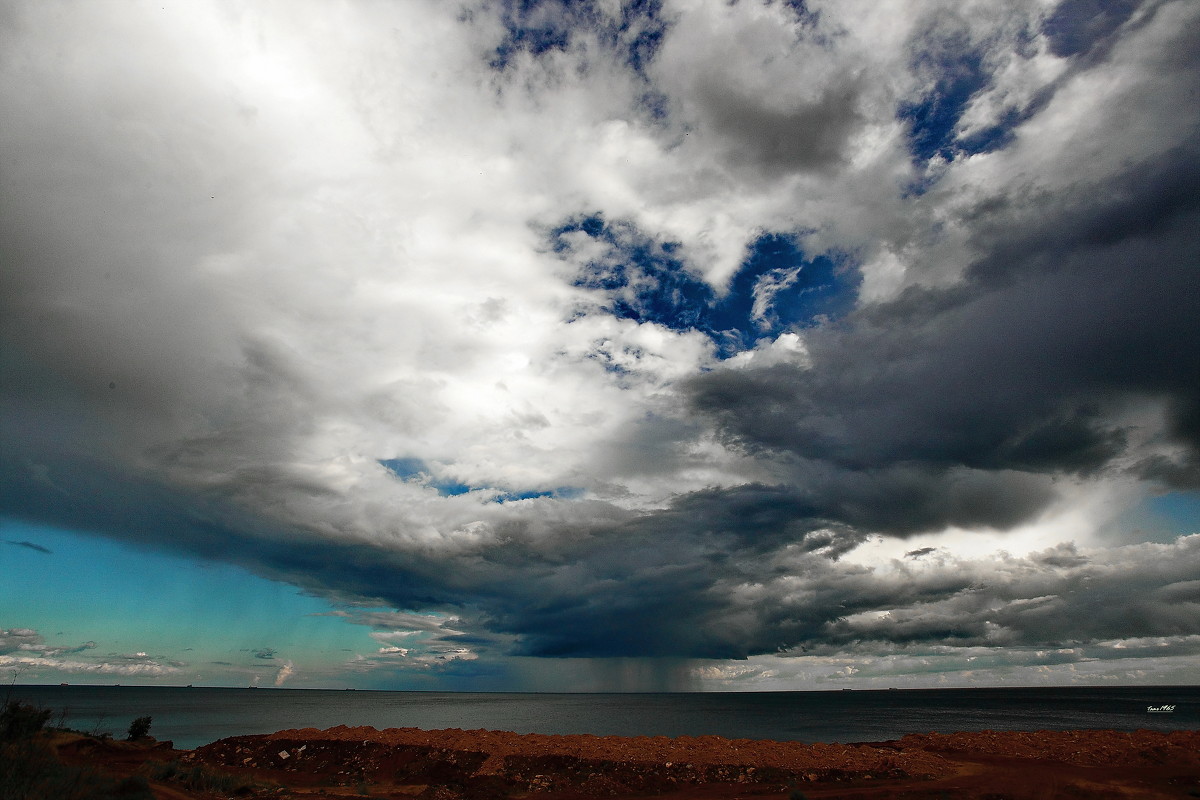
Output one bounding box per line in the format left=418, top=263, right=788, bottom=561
left=1, top=0, right=1198, bottom=686
left=0, top=628, right=178, bottom=677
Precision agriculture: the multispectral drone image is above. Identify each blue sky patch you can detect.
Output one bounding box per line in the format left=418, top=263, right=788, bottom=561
left=1143, top=491, right=1200, bottom=534
left=489, top=0, right=668, bottom=76
left=899, top=30, right=1030, bottom=171
left=899, top=44, right=990, bottom=164
left=490, top=0, right=571, bottom=69
left=0, top=518, right=366, bottom=682
left=378, top=457, right=426, bottom=480
left=380, top=459, right=579, bottom=502
left=553, top=216, right=859, bottom=358
left=380, top=458, right=471, bottom=496
left=1110, top=490, right=1200, bottom=543
left=781, top=0, right=821, bottom=27
left=493, top=487, right=584, bottom=503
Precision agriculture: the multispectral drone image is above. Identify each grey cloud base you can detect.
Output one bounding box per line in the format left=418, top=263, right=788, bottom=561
left=4, top=448, right=1199, bottom=663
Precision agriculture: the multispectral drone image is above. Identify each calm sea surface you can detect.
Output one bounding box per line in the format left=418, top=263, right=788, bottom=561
left=8, top=685, right=1197, bottom=750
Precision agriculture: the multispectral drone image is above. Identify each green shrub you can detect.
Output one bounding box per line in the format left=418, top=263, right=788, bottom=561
left=144, top=759, right=275, bottom=794
left=0, top=741, right=155, bottom=800
left=0, top=701, right=158, bottom=799
left=109, top=774, right=153, bottom=799
left=0, top=701, right=51, bottom=742
left=125, top=717, right=152, bottom=741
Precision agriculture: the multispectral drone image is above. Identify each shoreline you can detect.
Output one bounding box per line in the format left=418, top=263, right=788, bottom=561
left=13, top=684, right=1195, bottom=750
left=181, top=725, right=1198, bottom=799
left=29, top=718, right=1200, bottom=798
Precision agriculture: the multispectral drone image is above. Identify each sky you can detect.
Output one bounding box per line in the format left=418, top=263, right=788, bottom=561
left=1, top=0, right=1198, bottom=692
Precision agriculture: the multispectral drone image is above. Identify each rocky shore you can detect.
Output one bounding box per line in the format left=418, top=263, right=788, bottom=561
left=174, top=725, right=1200, bottom=799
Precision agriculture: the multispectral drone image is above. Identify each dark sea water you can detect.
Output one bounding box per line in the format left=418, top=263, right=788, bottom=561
left=8, top=685, right=1197, bottom=750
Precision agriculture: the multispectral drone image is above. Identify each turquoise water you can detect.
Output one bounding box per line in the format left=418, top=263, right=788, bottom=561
left=8, top=685, right=1197, bottom=750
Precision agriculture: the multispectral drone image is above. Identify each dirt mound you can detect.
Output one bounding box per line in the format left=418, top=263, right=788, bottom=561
left=895, top=728, right=1200, bottom=767
left=192, top=725, right=954, bottom=794
left=188, top=725, right=1200, bottom=798
left=36, top=724, right=1200, bottom=799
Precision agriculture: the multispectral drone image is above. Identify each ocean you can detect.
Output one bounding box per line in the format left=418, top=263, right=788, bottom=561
left=7, top=684, right=1197, bottom=750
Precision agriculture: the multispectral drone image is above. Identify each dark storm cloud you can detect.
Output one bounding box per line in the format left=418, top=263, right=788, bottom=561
left=473, top=506, right=1200, bottom=659
left=5, top=146, right=1196, bottom=663
left=290, top=489, right=1199, bottom=660
left=3, top=412, right=1198, bottom=662
left=688, top=131, right=1200, bottom=511
left=818, top=536, right=1200, bottom=650
left=1042, top=0, right=1143, bottom=59
left=2, top=0, right=1198, bottom=679
left=697, top=76, right=865, bottom=175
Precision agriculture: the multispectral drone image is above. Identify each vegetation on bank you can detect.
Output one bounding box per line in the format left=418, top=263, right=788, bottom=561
left=143, top=758, right=279, bottom=795
left=1, top=698, right=281, bottom=799
left=0, top=700, right=154, bottom=800
left=125, top=716, right=152, bottom=742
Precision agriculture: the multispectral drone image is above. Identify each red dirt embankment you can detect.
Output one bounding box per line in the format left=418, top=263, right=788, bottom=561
left=185, top=725, right=1200, bottom=799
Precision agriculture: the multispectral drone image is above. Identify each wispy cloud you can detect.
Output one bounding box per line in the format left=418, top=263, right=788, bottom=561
left=4, top=540, right=51, bottom=554
left=0, top=627, right=181, bottom=677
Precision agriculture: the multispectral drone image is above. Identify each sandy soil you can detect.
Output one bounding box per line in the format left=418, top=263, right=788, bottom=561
left=49, top=725, right=1200, bottom=800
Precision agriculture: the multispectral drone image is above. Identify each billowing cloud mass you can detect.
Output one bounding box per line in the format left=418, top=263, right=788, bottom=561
left=1, top=0, right=1197, bottom=688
